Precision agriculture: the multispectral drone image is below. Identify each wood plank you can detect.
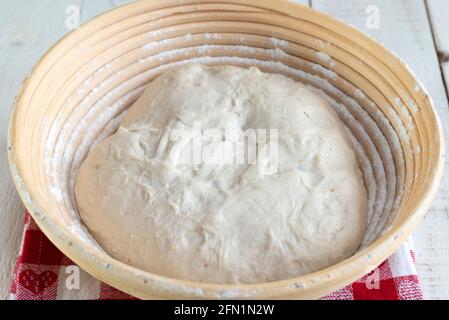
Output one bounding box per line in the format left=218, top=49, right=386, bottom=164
left=312, top=0, right=449, bottom=299
left=427, top=0, right=449, bottom=58
left=427, top=0, right=449, bottom=147
left=292, top=0, right=311, bottom=5
left=444, top=62, right=449, bottom=91
left=443, top=62, right=449, bottom=107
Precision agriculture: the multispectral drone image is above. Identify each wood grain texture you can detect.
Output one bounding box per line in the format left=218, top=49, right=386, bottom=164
left=312, top=0, right=449, bottom=299
left=427, top=0, right=449, bottom=59
left=0, top=0, right=134, bottom=300
left=427, top=0, right=449, bottom=136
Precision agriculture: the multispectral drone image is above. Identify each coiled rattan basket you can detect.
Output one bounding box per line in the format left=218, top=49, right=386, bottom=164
left=8, top=0, right=444, bottom=299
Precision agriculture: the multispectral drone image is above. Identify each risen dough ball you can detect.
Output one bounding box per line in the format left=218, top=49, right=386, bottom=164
left=76, top=64, right=367, bottom=284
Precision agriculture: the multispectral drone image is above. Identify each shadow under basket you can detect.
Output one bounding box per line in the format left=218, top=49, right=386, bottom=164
left=8, top=0, right=444, bottom=299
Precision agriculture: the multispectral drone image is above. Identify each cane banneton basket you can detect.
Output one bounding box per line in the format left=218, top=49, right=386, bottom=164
left=8, top=0, right=444, bottom=299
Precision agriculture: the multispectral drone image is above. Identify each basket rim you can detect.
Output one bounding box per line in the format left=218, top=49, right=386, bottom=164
left=7, top=0, right=445, bottom=299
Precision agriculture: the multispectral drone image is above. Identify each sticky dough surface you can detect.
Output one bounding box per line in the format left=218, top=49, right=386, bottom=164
left=75, top=64, right=368, bottom=284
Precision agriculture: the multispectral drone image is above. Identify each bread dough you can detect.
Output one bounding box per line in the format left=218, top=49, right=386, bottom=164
left=75, top=64, right=367, bottom=284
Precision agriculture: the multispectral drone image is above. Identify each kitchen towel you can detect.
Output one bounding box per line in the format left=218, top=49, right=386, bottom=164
left=10, top=212, right=423, bottom=300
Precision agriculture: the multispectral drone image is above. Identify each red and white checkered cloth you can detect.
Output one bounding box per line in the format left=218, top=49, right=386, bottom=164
left=10, top=212, right=423, bottom=300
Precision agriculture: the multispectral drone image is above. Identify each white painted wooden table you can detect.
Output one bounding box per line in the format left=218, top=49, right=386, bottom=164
left=1, top=0, right=448, bottom=299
